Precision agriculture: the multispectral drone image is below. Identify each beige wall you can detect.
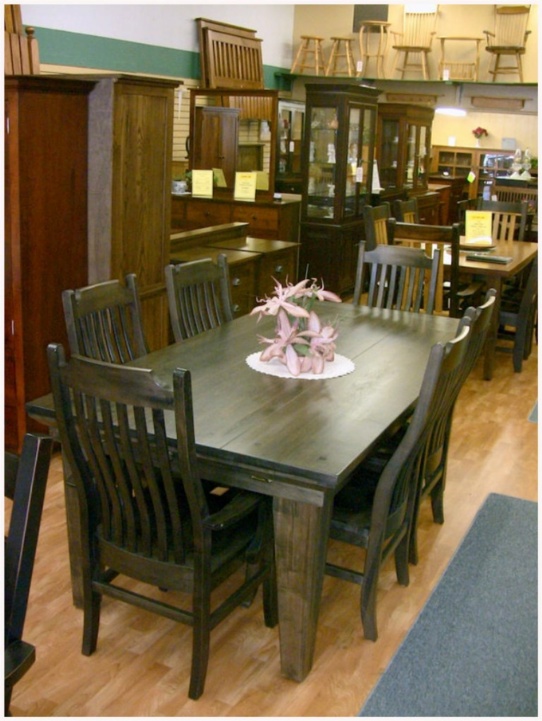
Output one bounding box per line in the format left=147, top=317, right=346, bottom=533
left=292, top=4, right=538, bottom=155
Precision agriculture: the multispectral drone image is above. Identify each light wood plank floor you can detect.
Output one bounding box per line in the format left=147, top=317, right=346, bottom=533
left=7, top=346, right=538, bottom=717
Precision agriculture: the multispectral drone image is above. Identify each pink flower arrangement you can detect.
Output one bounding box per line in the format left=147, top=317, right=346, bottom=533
left=250, top=278, right=342, bottom=376
left=472, top=127, right=488, bottom=139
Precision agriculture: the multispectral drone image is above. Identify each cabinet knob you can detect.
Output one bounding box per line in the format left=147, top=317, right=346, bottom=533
left=232, top=277, right=241, bottom=287
left=232, top=304, right=240, bottom=313
left=274, top=265, right=284, bottom=275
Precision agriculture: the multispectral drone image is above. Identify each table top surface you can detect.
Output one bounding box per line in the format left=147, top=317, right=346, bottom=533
left=132, top=305, right=458, bottom=489
left=28, top=305, right=458, bottom=491
left=457, top=239, right=538, bottom=277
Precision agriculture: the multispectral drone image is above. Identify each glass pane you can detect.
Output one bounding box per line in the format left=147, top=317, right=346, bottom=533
left=404, top=124, right=417, bottom=188
left=380, top=118, right=400, bottom=189
left=345, top=107, right=361, bottom=217
left=418, top=125, right=427, bottom=184
left=307, top=107, right=338, bottom=219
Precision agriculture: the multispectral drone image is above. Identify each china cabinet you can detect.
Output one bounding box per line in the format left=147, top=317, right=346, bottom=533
left=376, top=102, right=434, bottom=196
left=275, top=99, right=305, bottom=193
left=431, top=145, right=516, bottom=199
left=299, top=83, right=380, bottom=295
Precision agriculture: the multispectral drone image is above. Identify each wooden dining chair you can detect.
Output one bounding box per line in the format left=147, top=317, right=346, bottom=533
left=363, top=202, right=392, bottom=250
left=353, top=241, right=440, bottom=315
left=475, top=199, right=530, bottom=242
left=47, top=343, right=277, bottom=700
left=5, top=433, right=53, bottom=715
left=392, top=197, right=419, bottom=224
left=62, top=274, right=148, bottom=363
left=325, top=321, right=471, bottom=640
left=483, top=4, right=531, bottom=82
left=408, top=289, right=497, bottom=564
left=497, top=258, right=538, bottom=373
left=165, top=255, right=234, bottom=342
left=390, top=5, right=439, bottom=79
left=388, top=219, right=483, bottom=317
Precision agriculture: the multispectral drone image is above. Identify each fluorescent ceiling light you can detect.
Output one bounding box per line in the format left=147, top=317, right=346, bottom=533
left=435, top=108, right=467, bottom=117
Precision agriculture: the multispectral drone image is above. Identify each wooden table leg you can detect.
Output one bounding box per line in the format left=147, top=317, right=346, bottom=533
left=272, top=493, right=332, bottom=681
left=483, top=275, right=502, bottom=381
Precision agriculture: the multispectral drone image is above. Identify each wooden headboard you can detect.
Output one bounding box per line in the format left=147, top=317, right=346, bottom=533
left=196, top=18, right=264, bottom=89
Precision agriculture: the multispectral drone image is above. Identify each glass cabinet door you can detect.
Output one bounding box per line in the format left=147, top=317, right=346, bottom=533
left=379, top=117, right=400, bottom=190
left=404, top=123, right=417, bottom=189
left=278, top=103, right=304, bottom=176
left=307, top=106, right=339, bottom=219
left=345, top=106, right=373, bottom=217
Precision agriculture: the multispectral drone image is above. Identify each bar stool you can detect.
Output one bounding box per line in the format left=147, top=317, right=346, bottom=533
left=358, top=21, right=391, bottom=78
left=325, top=36, right=355, bottom=76
left=290, top=35, right=326, bottom=75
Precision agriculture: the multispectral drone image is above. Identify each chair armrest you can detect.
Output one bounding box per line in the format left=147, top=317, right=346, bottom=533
left=204, top=491, right=262, bottom=531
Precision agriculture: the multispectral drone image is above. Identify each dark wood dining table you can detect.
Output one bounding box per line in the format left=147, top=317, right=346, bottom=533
left=456, top=239, right=538, bottom=380
left=27, top=304, right=459, bottom=682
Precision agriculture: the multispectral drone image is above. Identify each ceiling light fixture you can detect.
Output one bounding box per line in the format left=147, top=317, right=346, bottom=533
left=435, top=107, right=467, bottom=117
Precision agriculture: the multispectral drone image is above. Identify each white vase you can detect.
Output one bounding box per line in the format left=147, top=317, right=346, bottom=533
left=475, top=139, right=481, bottom=148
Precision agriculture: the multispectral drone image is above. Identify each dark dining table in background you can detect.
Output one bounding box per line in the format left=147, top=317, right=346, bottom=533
left=27, top=304, right=459, bottom=683
left=456, top=239, right=538, bottom=379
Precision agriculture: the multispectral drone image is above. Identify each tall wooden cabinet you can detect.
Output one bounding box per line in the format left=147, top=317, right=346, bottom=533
left=5, top=76, right=95, bottom=452
left=87, top=74, right=179, bottom=351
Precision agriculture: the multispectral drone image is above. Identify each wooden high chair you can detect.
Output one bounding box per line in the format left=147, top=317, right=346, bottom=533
left=4, top=4, right=40, bottom=74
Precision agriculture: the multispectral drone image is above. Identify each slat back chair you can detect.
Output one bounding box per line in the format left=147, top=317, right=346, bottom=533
left=363, top=202, right=392, bottom=250
left=4, top=5, right=40, bottom=75
left=408, top=290, right=497, bottom=565
left=62, top=274, right=148, bottom=363
left=391, top=5, right=439, bottom=79
left=47, top=343, right=277, bottom=700
left=388, top=219, right=475, bottom=317
left=165, top=255, right=234, bottom=342
left=325, top=322, right=471, bottom=640
left=497, top=258, right=538, bottom=373
left=483, top=4, right=531, bottom=82
left=476, top=199, right=529, bottom=242
left=353, top=240, right=440, bottom=315
left=5, top=434, right=53, bottom=715
left=393, top=197, right=420, bottom=224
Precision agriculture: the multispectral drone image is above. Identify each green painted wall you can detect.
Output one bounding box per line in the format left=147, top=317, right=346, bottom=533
left=33, top=27, right=286, bottom=89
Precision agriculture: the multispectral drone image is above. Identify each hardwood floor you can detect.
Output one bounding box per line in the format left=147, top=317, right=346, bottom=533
left=7, top=345, right=538, bottom=717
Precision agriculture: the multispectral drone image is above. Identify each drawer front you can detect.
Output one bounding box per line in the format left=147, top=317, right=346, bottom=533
left=230, top=261, right=258, bottom=316
left=187, top=201, right=231, bottom=228
left=232, top=205, right=279, bottom=237
left=257, top=248, right=298, bottom=296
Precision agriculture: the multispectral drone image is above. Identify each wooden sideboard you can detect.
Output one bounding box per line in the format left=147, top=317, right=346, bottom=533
left=171, top=193, right=301, bottom=244
left=170, top=223, right=299, bottom=318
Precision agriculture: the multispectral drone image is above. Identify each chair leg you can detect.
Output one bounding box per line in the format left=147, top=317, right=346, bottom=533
left=395, top=533, right=410, bottom=587
left=360, top=575, right=378, bottom=642
left=189, top=560, right=211, bottom=700
left=82, top=587, right=101, bottom=655
left=430, top=481, right=445, bottom=525
left=5, top=685, right=13, bottom=716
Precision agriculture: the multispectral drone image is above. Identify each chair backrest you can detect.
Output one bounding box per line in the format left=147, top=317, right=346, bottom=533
left=476, top=199, right=529, bottom=241
left=353, top=240, right=440, bottom=314
left=388, top=219, right=462, bottom=317
left=4, top=5, right=40, bottom=75
left=456, top=289, right=497, bottom=382
left=363, top=202, right=392, bottom=250
left=400, top=5, right=438, bottom=47
left=393, top=197, right=420, bottom=224
left=165, top=255, right=234, bottom=342
left=371, top=321, right=471, bottom=554
left=486, top=5, right=531, bottom=48
left=5, top=434, right=53, bottom=648
left=456, top=198, right=477, bottom=232
left=62, top=274, right=148, bottom=363
left=47, top=343, right=210, bottom=581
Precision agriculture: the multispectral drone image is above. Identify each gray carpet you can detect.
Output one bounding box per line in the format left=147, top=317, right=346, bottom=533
left=359, top=493, right=538, bottom=717
left=529, top=401, right=537, bottom=423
